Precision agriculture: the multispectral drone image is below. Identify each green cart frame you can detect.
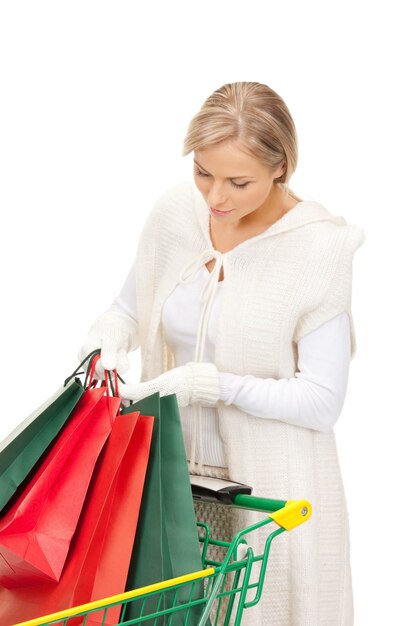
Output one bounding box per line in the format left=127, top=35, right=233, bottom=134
left=14, top=495, right=311, bottom=626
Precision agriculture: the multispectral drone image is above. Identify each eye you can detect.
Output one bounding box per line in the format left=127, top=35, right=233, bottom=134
left=230, top=181, right=250, bottom=189
left=194, top=167, right=209, bottom=177
left=194, top=167, right=250, bottom=189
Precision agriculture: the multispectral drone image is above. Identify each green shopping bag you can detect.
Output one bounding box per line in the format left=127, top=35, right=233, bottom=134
left=0, top=379, right=84, bottom=513
left=122, top=392, right=205, bottom=625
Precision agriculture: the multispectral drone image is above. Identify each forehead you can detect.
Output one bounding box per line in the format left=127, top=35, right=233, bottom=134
left=195, top=140, right=266, bottom=177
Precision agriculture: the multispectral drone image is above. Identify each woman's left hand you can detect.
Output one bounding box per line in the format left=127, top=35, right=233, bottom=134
left=118, top=362, right=220, bottom=408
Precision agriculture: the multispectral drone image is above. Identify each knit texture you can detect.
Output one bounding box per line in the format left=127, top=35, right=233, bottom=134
left=186, top=361, right=220, bottom=405
left=132, top=179, right=365, bottom=626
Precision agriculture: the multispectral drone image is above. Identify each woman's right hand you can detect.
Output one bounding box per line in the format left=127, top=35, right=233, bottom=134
left=77, top=308, right=138, bottom=380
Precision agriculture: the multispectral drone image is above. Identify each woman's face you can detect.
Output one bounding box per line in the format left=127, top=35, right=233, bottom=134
left=193, top=139, right=286, bottom=225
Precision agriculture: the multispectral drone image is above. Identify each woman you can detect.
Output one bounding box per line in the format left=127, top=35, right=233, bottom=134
left=79, top=81, right=365, bottom=624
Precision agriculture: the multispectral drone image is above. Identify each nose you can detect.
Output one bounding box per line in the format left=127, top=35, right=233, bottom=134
left=207, top=181, right=228, bottom=207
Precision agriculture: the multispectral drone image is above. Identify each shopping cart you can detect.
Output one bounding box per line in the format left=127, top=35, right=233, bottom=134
left=14, top=493, right=311, bottom=626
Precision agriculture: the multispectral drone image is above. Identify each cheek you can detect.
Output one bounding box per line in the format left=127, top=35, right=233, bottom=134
left=238, top=186, right=267, bottom=210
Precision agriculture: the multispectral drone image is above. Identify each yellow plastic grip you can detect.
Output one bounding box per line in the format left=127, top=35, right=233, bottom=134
left=268, top=499, right=312, bottom=530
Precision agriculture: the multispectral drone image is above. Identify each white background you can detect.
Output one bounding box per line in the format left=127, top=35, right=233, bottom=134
left=0, top=1, right=416, bottom=622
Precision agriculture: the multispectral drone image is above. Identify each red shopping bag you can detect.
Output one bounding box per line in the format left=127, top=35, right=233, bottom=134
left=0, top=384, right=115, bottom=588
left=72, top=410, right=154, bottom=626
left=0, top=408, right=154, bottom=625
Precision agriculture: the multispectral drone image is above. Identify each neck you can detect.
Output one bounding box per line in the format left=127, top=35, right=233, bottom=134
left=241, top=185, right=298, bottom=231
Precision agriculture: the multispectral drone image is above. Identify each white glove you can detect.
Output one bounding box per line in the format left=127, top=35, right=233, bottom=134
left=78, top=307, right=139, bottom=380
left=118, top=362, right=220, bottom=408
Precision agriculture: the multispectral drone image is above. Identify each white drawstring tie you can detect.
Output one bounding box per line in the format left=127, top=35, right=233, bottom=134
left=179, top=249, right=223, bottom=473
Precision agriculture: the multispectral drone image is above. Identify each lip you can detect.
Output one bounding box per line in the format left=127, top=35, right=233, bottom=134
left=210, top=207, right=233, bottom=216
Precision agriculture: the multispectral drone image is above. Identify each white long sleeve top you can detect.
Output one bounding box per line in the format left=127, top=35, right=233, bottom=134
left=109, top=261, right=351, bottom=467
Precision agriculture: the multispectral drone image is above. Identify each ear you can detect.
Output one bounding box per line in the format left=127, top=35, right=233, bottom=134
left=273, top=161, right=287, bottom=180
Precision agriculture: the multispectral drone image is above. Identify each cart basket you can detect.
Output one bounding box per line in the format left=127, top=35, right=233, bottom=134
left=13, top=494, right=312, bottom=626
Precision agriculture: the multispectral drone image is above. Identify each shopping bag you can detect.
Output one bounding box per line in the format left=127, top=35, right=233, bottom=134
left=0, top=407, right=154, bottom=625
left=0, top=378, right=84, bottom=513
left=77, top=410, right=154, bottom=626
left=0, top=384, right=115, bottom=587
left=122, top=392, right=205, bottom=625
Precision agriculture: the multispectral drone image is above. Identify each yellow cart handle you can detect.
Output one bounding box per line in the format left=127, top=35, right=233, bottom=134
left=232, top=494, right=312, bottom=530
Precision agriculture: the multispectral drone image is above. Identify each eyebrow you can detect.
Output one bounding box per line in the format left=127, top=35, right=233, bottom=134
left=193, top=159, right=255, bottom=180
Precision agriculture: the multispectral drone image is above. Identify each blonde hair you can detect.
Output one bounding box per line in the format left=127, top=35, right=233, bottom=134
left=182, top=82, right=300, bottom=199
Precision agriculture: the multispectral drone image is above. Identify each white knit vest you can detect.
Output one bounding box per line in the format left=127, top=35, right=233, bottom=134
left=133, top=180, right=365, bottom=626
